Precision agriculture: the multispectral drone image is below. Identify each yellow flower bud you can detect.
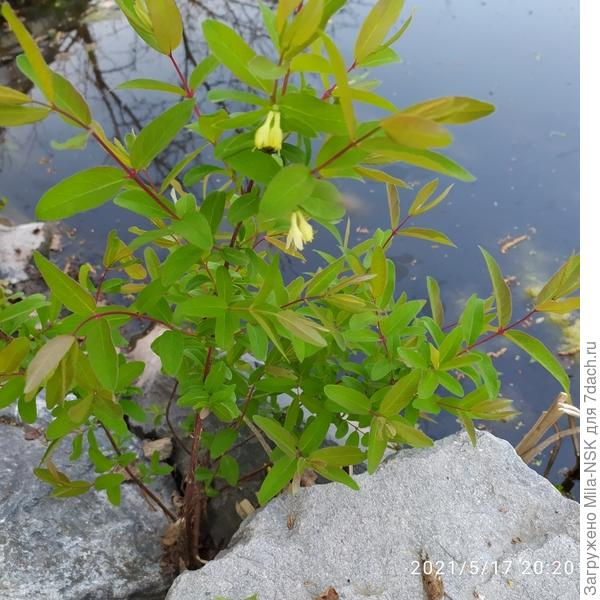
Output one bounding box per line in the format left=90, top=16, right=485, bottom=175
left=285, top=211, right=314, bottom=252
left=254, top=110, right=282, bottom=153
left=266, top=112, right=283, bottom=152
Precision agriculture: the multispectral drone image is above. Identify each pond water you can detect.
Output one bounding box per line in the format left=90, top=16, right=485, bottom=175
left=0, top=0, right=579, bottom=493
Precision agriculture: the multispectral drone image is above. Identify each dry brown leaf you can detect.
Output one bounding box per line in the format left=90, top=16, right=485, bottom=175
left=500, top=234, right=529, bottom=254
left=235, top=498, right=256, bottom=520
left=487, top=347, right=508, bottom=359
left=301, top=468, right=318, bottom=487
left=314, top=587, right=339, bottom=600
left=143, top=437, right=173, bottom=461
left=162, top=518, right=184, bottom=547
left=420, top=550, right=445, bottom=600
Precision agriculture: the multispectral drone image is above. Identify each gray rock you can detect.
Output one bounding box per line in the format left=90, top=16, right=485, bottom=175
left=0, top=422, right=175, bottom=599
left=166, top=431, right=579, bottom=600
left=0, top=222, right=51, bottom=284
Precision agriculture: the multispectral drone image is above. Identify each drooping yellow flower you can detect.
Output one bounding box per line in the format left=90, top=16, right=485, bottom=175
left=286, top=211, right=314, bottom=252
left=254, top=110, right=282, bottom=153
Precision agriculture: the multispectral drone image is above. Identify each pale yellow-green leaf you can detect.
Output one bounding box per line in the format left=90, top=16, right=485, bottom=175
left=146, top=0, right=183, bottom=54
left=354, top=0, right=405, bottom=64
left=380, top=113, right=453, bottom=149
left=25, top=336, right=75, bottom=395
left=321, top=32, right=355, bottom=137
left=1, top=2, right=54, bottom=100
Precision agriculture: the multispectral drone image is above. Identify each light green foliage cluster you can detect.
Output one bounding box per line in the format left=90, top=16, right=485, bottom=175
left=0, top=0, right=579, bottom=510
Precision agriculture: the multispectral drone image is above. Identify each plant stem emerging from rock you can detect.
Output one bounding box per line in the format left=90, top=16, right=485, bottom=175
left=183, top=346, right=213, bottom=568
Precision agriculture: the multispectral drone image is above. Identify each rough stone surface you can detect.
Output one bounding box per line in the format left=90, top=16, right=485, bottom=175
left=166, top=431, right=579, bottom=600
left=0, top=222, right=51, bottom=284
left=0, top=422, right=175, bottom=599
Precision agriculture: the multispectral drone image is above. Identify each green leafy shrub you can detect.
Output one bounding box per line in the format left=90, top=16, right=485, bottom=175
left=0, top=0, right=579, bottom=568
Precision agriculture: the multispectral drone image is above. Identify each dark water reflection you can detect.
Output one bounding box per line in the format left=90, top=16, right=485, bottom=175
left=0, top=0, right=579, bottom=493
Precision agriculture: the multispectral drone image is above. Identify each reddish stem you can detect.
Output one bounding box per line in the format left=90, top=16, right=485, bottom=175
left=461, top=309, right=537, bottom=354
left=382, top=214, right=412, bottom=249
left=321, top=60, right=357, bottom=100
left=73, top=310, right=190, bottom=336
left=35, top=101, right=179, bottom=220
left=168, top=51, right=202, bottom=118
left=101, top=424, right=176, bottom=522
left=311, top=126, right=380, bottom=175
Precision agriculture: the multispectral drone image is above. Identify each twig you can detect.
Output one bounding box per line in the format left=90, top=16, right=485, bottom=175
left=165, top=381, right=190, bottom=456
left=100, top=423, right=176, bottom=522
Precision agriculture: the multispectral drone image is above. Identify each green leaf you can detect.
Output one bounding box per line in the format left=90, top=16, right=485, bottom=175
left=151, top=330, right=184, bottom=376
left=392, top=420, right=434, bottom=447
left=385, top=183, right=401, bottom=228
left=360, top=46, right=400, bottom=68
left=116, top=78, right=186, bottom=96
left=312, top=463, right=359, bottom=490
left=86, top=320, right=119, bottom=390
left=25, top=335, right=75, bottom=394
left=202, top=20, right=270, bottom=92
left=367, top=416, right=387, bottom=473
left=290, top=53, right=332, bottom=73
left=253, top=415, right=298, bottom=457
left=276, top=0, right=301, bottom=32
left=438, top=327, right=463, bottom=365
left=256, top=455, right=297, bottom=505
left=504, top=330, right=570, bottom=392
left=0, top=294, right=48, bottom=326
left=298, top=413, right=332, bottom=454
left=258, top=164, right=316, bottom=222
left=248, top=55, right=286, bottom=80
left=279, top=93, right=347, bottom=136
left=175, top=295, right=227, bottom=319
left=130, top=100, right=195, bottom=170
left=1, top=2, right=54, bottom=100
left=321, top=32, right=355, bottom=137
left=310, top=445, right=366, bottom=467
left=0, top=337, right=30, bottom=373
left=398, top=227, right=455, bottom=247
left=217, top=454, right=240, bottom=486
left=210, top=428, right=238, bottom=459
left=189, top=54, right=219, bottom=90
left=0, top=376, right=24, bottom=409
left=324, top=384, right=371, bottom=415
left=403, top=96, right=495, bottom=125
left=370, top=245, right=387, bottom=298
left=276, top=311, right=327, bottom=347
left=479, top=247, right=512, bottom=328
left=301, top=179, right=345, bottom=222
left=33, top=253, right=95, bottom=316
left=361, top=139, right=476, bottom=182
left=0, top=84, right=30, bottom=104
left=113, top=189, right=172, bottom=220
left=380, top=113, right=452, bottom=149
left=379, top=370, right=420, bottom=415
left=281, top=0, right=323, bottom=55
left=535, top=254, right=580, bottom=306
left=536, top=297, right=580, bottom=314
left=52, top=72, right=91, bottom=127
left=146, top=0, right=183, bottom=54
left=426, top=276, right=444, bottom=327
left=171, top=211, right=213, bottom=250
left=36, top=166, right=124, bottom=220
left=459, top=294, right=485, bottom=346
left=0, top=105, right=50, bottom=126
left=51, top=132, right=90, bottom=151
left=354, top=0, right=405, bottom=64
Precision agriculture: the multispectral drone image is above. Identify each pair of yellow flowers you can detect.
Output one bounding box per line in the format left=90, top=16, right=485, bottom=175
left=254, top=110, right=314, bottom=252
